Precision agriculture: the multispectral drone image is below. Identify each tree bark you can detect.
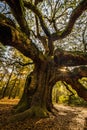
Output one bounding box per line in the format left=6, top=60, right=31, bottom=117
left=12, top=61, right=54, bottom=121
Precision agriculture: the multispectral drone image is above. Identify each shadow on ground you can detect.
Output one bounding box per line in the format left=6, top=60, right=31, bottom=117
left=0, top=100, right=87, bottom=130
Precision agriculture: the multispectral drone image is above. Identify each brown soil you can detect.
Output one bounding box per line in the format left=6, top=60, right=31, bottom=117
left=0, top=99, right=87, bottom=130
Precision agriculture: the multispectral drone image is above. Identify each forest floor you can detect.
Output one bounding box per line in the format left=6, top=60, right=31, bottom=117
left=0, top=99, right=87, bottom=130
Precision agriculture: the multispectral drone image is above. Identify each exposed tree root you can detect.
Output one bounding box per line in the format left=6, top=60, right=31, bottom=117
left=49, top=106, right=59, bottom=117
left=8, top=106, right=49, bottom=123
left=53, top=106, right=59, bottom=112
left=12, top=103, right=29, bottom=114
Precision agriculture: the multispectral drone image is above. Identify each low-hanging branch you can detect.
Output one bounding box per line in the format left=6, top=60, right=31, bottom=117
left=65, top=78, right=87, bottom=101
left=49, top=65, right=87, bottom=87
left=0, top=19, right=40, bottom=62
left=48, top=65, right=87, bottom=101
left=62, top=81, right=74, bottom=97
left=54, top=49, right=87, bottom=66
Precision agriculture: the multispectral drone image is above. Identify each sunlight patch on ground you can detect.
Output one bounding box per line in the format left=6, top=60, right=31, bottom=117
left=55, top=104, right=87, bottom=130
left=0, top=98, right=19, bottom=105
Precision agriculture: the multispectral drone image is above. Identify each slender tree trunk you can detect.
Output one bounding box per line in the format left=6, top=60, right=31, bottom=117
left=8, top=76, right=18, bottom=99
left=1, top=65, right=14, bottom=98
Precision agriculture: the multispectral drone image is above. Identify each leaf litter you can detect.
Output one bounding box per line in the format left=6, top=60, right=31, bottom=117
left=0, top=99, right=87, bottom=130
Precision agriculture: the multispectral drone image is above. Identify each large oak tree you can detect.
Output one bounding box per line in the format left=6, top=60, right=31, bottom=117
left=0, top=0, right=87, bottom=121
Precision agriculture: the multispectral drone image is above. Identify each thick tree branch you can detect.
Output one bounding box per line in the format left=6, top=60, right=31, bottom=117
left=66, top=79, right=87, bottom=101
left=35, top=0, right=44, bottom=5
left=51, top=0, right=87, bottom=41
left=62, top=81, right=74, bottom=96
left=0, top=20, right=40, bottom=62
left=49, top=65, right=87, bottom=88
left=49, top=65, right=87, bottom=101
left=4, top=0, right=30, bottom=37
left=0, top=13, right=16, bottom=27
left=54, top=49, right=87, bottom=66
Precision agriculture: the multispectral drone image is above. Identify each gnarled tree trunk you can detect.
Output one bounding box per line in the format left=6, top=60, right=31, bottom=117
left=13, top=61, right=53, bottom=120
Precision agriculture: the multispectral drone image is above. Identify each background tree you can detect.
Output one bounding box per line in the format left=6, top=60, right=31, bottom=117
left=0, top=46, right=32, bottom=99
left=0, top=0, right=87, bottom=121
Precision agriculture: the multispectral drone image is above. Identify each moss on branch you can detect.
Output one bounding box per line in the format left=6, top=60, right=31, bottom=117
left=0, top=19, right=40, bottom=61
left=54, top=49, right=87, bottom=66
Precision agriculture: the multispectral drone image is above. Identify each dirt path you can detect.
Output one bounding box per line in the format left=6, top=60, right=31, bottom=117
left=0, top=99, right=87, bottom=130
left=55, top=104, right=87, bottom=130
